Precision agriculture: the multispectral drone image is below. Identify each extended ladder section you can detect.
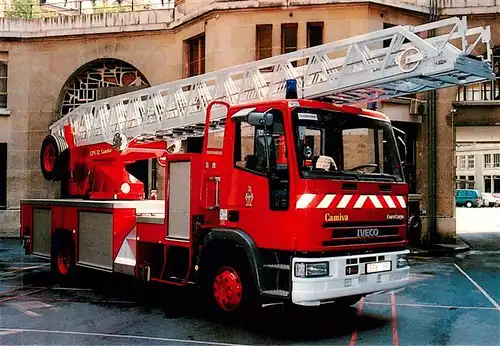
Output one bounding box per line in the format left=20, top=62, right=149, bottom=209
left=49, top=16, right=494, bottom=147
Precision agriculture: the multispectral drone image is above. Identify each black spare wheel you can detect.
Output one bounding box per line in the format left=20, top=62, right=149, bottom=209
left=40, top=134, right=69, bottom=181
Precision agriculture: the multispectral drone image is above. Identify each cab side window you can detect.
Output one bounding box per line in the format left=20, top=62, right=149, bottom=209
left=234, top=110, right=287, bottom=175
left=234, top=121, right=266, bottom=174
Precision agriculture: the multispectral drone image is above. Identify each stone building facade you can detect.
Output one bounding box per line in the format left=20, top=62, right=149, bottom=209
left=0, top=0, right=498, bottom=243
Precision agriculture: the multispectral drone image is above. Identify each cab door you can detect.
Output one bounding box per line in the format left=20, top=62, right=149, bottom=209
left=219, top=106, right=292, bottom=250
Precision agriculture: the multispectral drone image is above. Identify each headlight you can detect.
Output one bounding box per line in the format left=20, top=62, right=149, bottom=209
left=397, top=254, right=409, bottom=269
left=294, top=262, right=329, bottom=278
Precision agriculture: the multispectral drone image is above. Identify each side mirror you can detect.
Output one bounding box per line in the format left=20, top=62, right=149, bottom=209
left=248, top=111, right=273, bottom=127
left=397, top=136, right=407, bottom=164
left=392, top=126, right=407, bottom=165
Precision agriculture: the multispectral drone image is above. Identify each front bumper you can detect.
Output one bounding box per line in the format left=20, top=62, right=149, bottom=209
left=291, top=250, right=410, bottom=306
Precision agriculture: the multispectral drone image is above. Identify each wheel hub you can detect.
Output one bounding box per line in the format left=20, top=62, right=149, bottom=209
left=43, top=144, right=56, bottom=173
left=57, top=244, right=71, bottom=275
left=213, top=267, right=243, bottom=312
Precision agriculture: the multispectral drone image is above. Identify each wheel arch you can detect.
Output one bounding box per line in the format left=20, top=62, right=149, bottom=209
left=52, top=228, right=74, bottom=244
left=198, top=228, right=263, bottom=292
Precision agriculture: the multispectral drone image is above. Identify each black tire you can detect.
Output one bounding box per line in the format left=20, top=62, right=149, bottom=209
left=201, top=249, right=259, bottom=321
left=40, top=134, right=69, bottom=181
left=51, top=232, right=76, bottom=284
left=465, top=201, right=473, bottom=208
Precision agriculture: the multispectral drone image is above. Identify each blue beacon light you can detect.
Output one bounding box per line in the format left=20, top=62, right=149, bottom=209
left=285, top=79, right=298, bottom=99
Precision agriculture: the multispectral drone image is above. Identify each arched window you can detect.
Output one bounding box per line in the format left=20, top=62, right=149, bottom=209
left=59, top=58, right=149, bottom=118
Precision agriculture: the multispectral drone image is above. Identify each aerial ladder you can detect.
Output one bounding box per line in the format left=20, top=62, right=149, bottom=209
left=40, top=16, right=494, bottom=199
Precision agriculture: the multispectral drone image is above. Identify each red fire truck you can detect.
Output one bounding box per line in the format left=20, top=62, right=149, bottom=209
left=20, top=16, right=493, bottom=317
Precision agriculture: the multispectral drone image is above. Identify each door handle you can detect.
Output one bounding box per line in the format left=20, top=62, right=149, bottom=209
left=208, top=176, right=221, bottom=210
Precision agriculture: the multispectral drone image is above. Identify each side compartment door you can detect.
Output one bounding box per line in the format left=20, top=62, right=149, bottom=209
left=167, top=161, right=191, bottom=240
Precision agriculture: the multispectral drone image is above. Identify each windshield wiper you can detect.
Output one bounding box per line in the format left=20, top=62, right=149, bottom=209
left=303, top=169, right=362, bottom=180
left=303, top=169, right=401, bottom=182
left=363, top=172, right=401, bottom=181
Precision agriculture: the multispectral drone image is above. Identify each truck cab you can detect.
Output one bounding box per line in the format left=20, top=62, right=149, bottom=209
left=198, top=98, right=410, bottom=312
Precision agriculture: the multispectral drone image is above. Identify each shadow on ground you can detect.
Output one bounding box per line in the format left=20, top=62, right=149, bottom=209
left=16, top=267, right=389, bottom=343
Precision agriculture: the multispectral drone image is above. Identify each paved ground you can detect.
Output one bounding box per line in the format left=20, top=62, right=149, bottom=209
left=1, top=207, right=499, bottom=345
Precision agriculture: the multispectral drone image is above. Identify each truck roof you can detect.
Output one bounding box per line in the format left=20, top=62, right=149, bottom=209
left=229, top=98, right=390, bottom=122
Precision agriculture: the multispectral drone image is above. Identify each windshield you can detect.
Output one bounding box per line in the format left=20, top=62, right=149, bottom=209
left=292, top=107, right=404, bottom=182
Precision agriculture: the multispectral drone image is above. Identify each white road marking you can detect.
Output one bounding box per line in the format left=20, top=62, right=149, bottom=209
left=49, top=287, right=93, bottom=292
left=0, top=264, right=50, bottom=277
left=8, top=300, right=54, bottom=317
left=0, top=330, right=21, bottom=336
left=0, top=288, right=48, bottom=304
left=0, top=328, right=250, bottom=345
left=6, top=264, right=49, bottom=271
left=363, top=301, right=499, bottom=310
left=454, top=263, right=500, bottom=311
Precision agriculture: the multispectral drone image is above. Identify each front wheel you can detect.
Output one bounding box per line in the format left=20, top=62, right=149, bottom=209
left=202, top=252, right=259, bottom=321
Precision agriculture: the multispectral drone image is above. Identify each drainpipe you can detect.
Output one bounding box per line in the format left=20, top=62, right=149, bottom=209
left=427, top=88, right=437, bottom=245
left=427, top=0, right=438, bottom=245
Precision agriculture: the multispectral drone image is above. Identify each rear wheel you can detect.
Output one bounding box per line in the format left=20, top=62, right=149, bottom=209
left=465, top=201, right=473, bottom=208
left=51, top=233, right=76, bottom=283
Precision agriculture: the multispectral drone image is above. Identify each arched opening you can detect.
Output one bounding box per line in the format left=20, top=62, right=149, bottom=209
left=57, top=58, right=157, bottom=199
left=58, top=58, right=150, bottom=118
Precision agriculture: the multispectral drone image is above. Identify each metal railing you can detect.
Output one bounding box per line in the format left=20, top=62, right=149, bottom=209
left=0, top=0, right=174, bottom=19
left=456, top=77, right=500, bottom=102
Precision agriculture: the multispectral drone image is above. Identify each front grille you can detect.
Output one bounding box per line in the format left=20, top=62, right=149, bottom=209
left=322, top=225, right=403, bottom=247
left=322, top=236, right=404, bottom=246
left=332, top=226, right=399, bottom=239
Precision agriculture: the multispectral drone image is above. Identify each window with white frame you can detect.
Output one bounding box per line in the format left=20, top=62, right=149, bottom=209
left=484, top=154, right=491, bottom=168
left=459, top=155, right=466, bottom=169
left=494, top=153, right=500, bottom=168
left=467, top=155, right=474, bottom=169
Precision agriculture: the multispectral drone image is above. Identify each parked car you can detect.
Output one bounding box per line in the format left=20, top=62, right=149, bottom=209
left=481, top=193, right=497, bottom=207
left=490, top=193, right=500, bottom=207
left=455, top=189, right=483, bottom=208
